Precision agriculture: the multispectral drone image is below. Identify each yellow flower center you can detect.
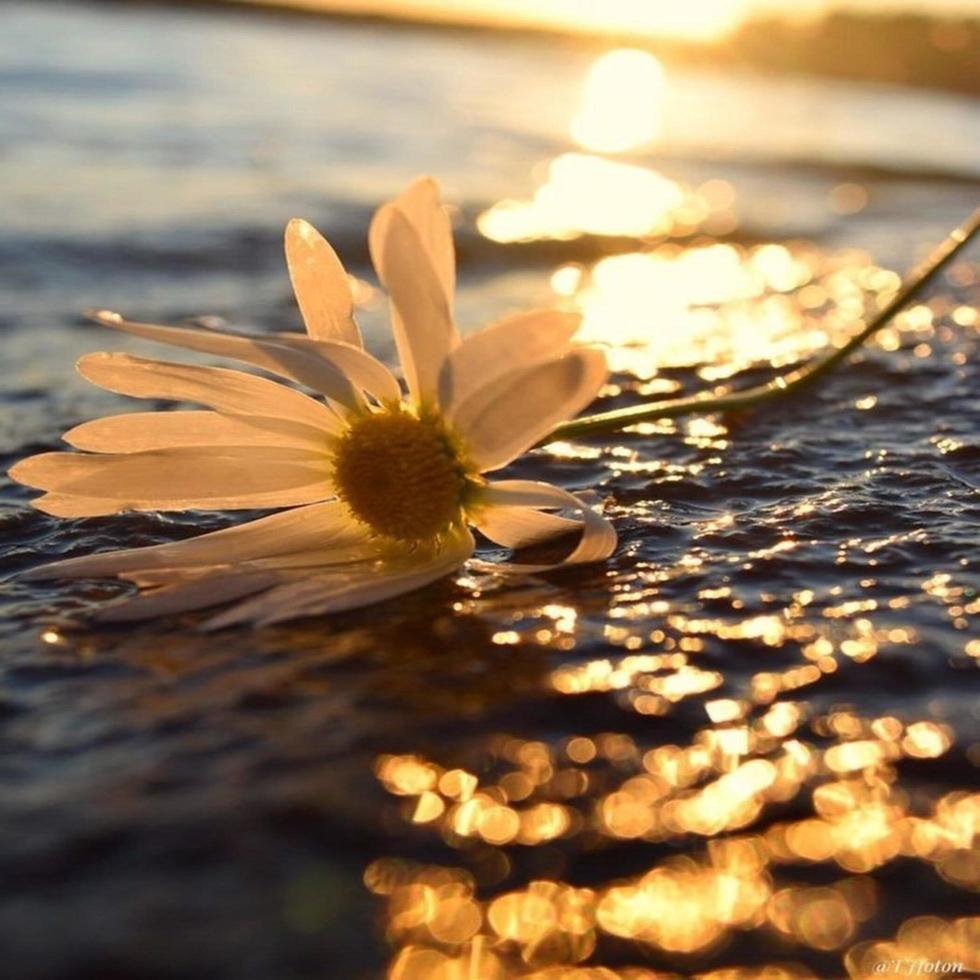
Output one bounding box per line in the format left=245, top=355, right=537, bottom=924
left=333, top=409, right=469, bottom=542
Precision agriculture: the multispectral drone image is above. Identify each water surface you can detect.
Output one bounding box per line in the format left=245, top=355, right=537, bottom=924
left=0, top=3, right=978, bottom=979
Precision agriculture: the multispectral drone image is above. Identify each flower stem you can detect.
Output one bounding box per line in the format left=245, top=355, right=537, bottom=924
left=547, top=207, right=980, bottom=443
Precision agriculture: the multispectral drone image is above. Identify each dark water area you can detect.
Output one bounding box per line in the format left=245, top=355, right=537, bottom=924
left=1, top=2, right=979, bottom=979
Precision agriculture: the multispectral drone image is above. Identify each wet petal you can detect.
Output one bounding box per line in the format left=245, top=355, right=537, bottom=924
left=97, top=568, right=283, bottom=623
left=375, top=177, right=455, bottom=309
left=64, top=411, right=327, bottom=453
left=203, top=526, right=474, bottom=629
left=438, top=309, right=581, bottom=412
left=90, top=310, right=364, bottom=412
left=370, top=207, right=458, bottom=405
left=21, top=500, right=363, bottom=580
left=472, top=479, right=616, bottom=569
left=27, top=494, right=127, bottom=518
left=77, top=352, right=341, bottom=433
left=267, top=334, right=401, bottom=404
left=11, top=447, right=333, bottom=515
left=96, top=544, right=382, bottom=623
left=475, top=505, right=583, bottom=550
left=450, top=349, right=607, bottom=472
left=284, top=218, right=361, bottom=346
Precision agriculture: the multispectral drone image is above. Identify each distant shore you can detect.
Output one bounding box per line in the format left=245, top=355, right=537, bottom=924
left=90, top=0, right=980, bottom=95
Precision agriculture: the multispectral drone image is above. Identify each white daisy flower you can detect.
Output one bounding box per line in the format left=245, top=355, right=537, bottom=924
left=11, top=178, right=616, bottom=629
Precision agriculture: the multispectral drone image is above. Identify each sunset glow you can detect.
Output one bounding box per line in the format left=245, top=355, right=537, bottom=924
left=242, top=0, right=980, bottom=42
left=261, top=0, right=750, bottom=41
left=6, top=0, right=978, bottom=977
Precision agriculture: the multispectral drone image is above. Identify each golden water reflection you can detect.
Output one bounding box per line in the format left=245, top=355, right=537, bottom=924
left=478, top=154, right=694, bottom=243
left=474, top=47, right=959, bottom=382
left=367, top=573, right=979, bottom=977
left=369, top=622, right=978, bottom=974
left=479, top=46, right=741, bottom=247
left=554, top=243, right=926, bottom=379
left=372, top=42, right=978, bottom=980
left=485, top=171, right=891, bottom=388
left=370, top=716, right=978, bottom=977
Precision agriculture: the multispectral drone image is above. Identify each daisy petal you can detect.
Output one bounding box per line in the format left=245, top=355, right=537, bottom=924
left=64, top=411, right=327, bottom=453
left=93, top=539, right=386, bottom=623
left=90, top=311, right=364, bottom=412
left=450, top=349, right=607, bottom=472
left=438, top=309, right=581, bottom=413
left=77, top=352, right=341, bottom=433
left=267, top=335, right=401, bottom=405
left=284, top=218, right=361, bottom=346
left=370, top=207, right=458, bottom=405
left=29, top=494, right=132, bottom=518
left=20, top=500, right=364, bottom=580
left=11, top=447, right=333, bottom=514
left=379, top=177, right=455, bottom=309
left=474, top=480, right=616, bottom=569
left=475, top=505, right=582, bottom=550
left=28, top=489, right=328, bottom=518
left=97, top=568, right=282, bottom=623
left=203, top=527, right=474, bottom=629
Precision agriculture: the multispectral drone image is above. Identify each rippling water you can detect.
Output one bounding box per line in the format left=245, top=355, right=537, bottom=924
left=1, top=3, right=978, bottom=979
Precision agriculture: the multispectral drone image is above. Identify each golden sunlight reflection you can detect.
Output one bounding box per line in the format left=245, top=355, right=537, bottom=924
left=481, top=112, right=939, bottom=381
left=478, top=154, right=687, bottom=242
left=473, top=43, right=960, bottom=386
left=478, top=48, right=740, bottom=247
left=363, top=70, right=978, bottom=967
left=370, top=673, right=977, bottom=969
left=571, top=49, right=664, bottom=154
left=558, top=243, right=917, bottom=379
left=368, top=585, right=978, bottom=978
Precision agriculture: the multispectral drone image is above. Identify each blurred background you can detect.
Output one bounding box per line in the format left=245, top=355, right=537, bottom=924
left=1, top=2, right=978, bottom=979
left=3, top=0, right=978, bottom=342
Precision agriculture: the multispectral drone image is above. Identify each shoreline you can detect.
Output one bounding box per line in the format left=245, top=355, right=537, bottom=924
left=85, top=0, right=980, bottom=96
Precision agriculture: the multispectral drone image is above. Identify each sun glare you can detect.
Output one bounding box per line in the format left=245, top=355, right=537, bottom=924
left=564, top=0, right=747, bottom=41
left=571, top=49, right=665, bottom=154
left=292, top=0, right=748, bottom=41
left=477, top=153, right=685, bottom=242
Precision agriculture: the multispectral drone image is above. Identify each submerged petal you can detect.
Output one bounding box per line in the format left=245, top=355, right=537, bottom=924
left=21, top=500, right=364, bottom=580
left=96, top=545, right=384, bottom=623
left=203, top=526, right=475, bottom=629
left=450, top=349, right=607, bottom=472
left=473, top=479, right=616, bottom=570
left=438, top=309, right=581, bottom=413
left=97, top=568, right=282, bottom=623
left=77, top=352, right=341, bottom=433
left=370, top=207, right=458, bottom=405
left=284, top=218, right=361, bottom=346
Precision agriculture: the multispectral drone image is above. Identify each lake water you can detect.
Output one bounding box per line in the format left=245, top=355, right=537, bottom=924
left=0, top=2, right=978, bottom=979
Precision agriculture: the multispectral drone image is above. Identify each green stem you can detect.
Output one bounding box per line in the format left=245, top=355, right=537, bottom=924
left=546, top=207, right=980, bottom=443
